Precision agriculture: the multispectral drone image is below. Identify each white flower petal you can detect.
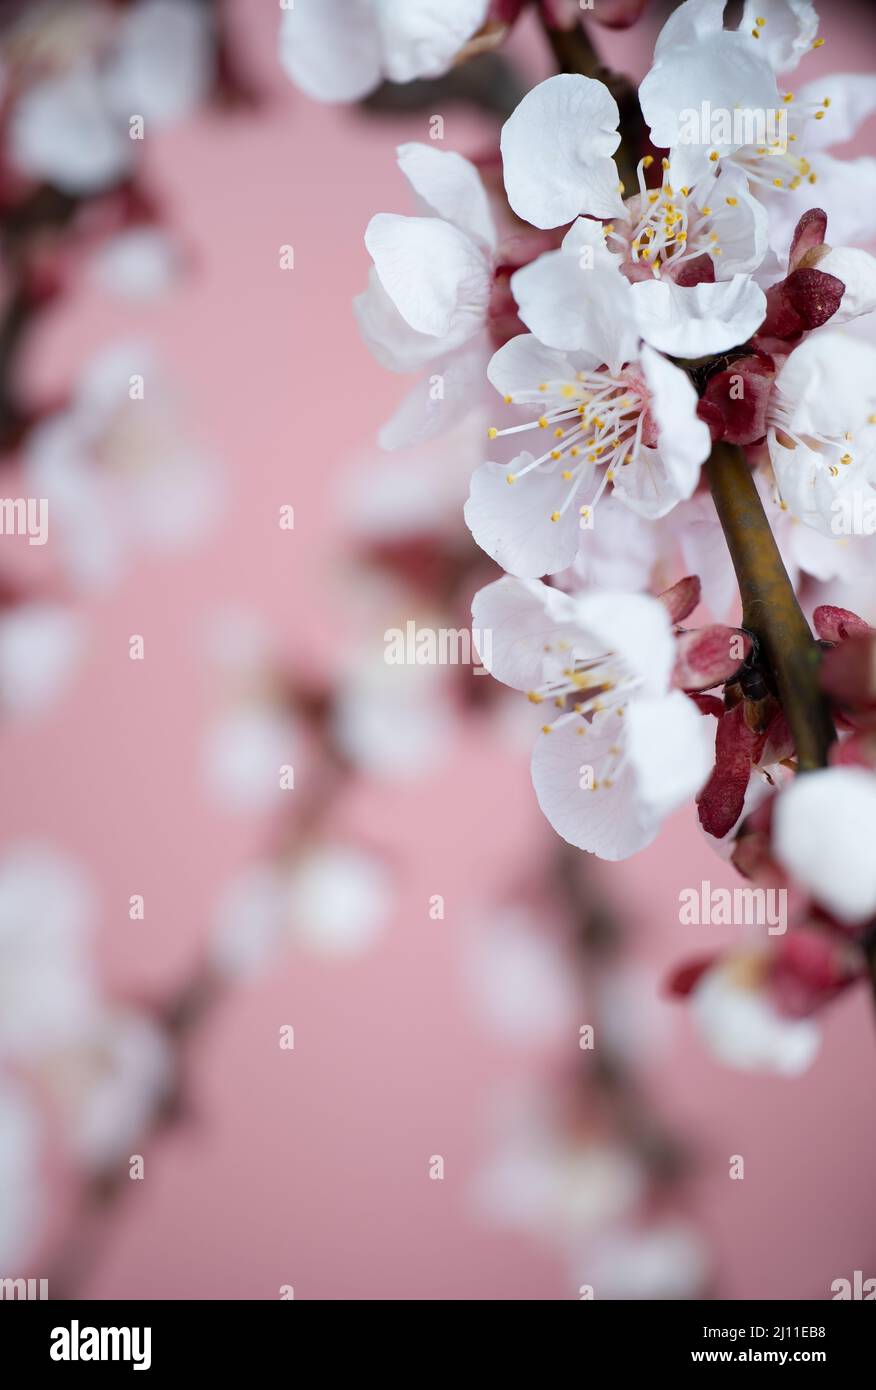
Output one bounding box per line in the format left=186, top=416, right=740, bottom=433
left=652, top=0, right=725, bottom=58
left=465, top=455, right=585, bottom=577
left=471, top=576, right=580, bottom=690
left=707, top=163, right=770, bottom=278
left=531, top=710, right=652, bottom=860
left=613, top=345, right=710, bottom=520
left=375, top=0, right=489, bottom=83
left=631, top=274, right=766, bottom=356
left=396, top=141, right=496, bottom=250
left=365, top=212, right=492, bottom=339
left=65, top=1010, right=173, bottom=1168
left=104, top=0, right=213, bottom=126
left=205, top=705, right=297, bottom=813
left=768, top=436, right=856, bottom=536
left=354, top=268, right=463, bottom=372
left=284, top=846, right=391, bottom=957
left=760, top=154, right=876, bottom=253
left=0, top=604, right=84, bottom=718
left=532, top=683, right=707, bottom=861
left=580, top=1221, right=710, bottom=1300
left=378, top=337, right=488, bottom=449
left=774, top=767, right=876, bottom=924
left=511, top=253, right=639, bottom=371
left=818, top=248, right=876, bottom=327
left=641, top=32, right=778, bottom=160
left=501, top=74, right=623, bottom=228
left=566, top=496, right=663, bottom=593
left=739, top=0, right=818, bottom=73
left=691, top=965, right=820, bottom=1075
left=624, top=690, right=713, bottom=821
left=0, top=844, right=97, bottom=1060
left=560, top=215, right=626, bottom=272
left=278, top=0, right=382, bottom=102
left=10, top=66, right=132, bottom=193
left=486, top=334, right=587, bottom=399
left=775, top=330, right=876, bottom=437
left=90, top=227, right=179, bottom=300
left=795, top=71, right=876, bottom=151
left=571, top=591, right=675, bottom=695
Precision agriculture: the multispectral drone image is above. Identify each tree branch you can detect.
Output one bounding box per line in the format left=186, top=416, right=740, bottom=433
left=705, top=441, right=835, bottom=770
left=706, top=449, right=876, bottom=1020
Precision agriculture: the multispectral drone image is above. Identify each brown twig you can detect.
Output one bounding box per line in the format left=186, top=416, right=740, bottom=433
left=705, top=442, right=835, bottom=771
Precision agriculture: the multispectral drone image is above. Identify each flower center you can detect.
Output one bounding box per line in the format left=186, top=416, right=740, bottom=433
left=488, top=367, right=651, bottom=525
left=613, top=157, right=720, bottom=280
left=528, top=647, right=633, bottom=788
left=528, top=650, right=613, bottom=709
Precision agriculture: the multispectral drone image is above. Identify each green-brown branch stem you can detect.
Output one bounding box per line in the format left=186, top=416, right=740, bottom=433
left=706, top=451, right=876, bottom=1013
left=705, top=442, right=835, bottom=769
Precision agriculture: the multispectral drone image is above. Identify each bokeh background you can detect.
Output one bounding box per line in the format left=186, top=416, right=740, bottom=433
left=2, top=0, right=876, bottom=1300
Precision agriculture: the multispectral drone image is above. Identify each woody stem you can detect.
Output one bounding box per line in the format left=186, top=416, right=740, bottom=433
left=700, top=450, right=876, bottom=1013
left=705, top=441, right=835, bottom=770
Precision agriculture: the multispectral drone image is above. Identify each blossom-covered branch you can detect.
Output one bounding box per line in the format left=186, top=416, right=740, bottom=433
left=331, top=0, right=876, bottom=1075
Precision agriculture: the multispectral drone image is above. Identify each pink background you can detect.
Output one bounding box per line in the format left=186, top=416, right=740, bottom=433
left=3, top=0, right=876, bottom=1299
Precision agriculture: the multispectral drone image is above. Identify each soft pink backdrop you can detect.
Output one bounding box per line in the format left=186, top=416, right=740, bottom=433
left=3, top=0, right=876, bottom=1299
